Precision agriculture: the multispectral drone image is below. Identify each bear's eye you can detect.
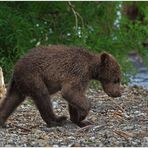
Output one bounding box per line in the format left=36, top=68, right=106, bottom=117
left=113, top=79, right=120, bottom=84
left=100, top=78, right=109, bottom=84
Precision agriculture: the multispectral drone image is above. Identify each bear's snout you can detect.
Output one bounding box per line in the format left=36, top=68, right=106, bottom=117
left=102, top=83, right=122, bottom=98
left=106, top=88, right=122, bottom=98
left=109, top=91, right=121, bottom=98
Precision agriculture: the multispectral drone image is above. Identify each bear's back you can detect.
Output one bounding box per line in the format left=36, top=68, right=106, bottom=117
left=14, top=45, right=93, bottom=82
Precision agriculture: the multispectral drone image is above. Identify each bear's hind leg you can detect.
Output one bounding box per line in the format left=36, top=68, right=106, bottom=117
left=0, top=81, right=25, bottom=126
left=30, top=81, right=67, bottom=127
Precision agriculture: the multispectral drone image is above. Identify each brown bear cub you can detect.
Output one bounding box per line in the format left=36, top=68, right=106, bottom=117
left=0, top=45, right=121, bottom=128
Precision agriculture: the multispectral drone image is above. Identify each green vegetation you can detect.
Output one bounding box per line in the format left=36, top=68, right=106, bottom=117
left=0, top=1, right=148, bottom=83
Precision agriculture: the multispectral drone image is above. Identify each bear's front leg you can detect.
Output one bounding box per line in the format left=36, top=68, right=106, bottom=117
left=30, top=78, right=67, bottom=127
left=62, top=84, right=92, bottom=127
left=68, top=104, right=93, bottom=127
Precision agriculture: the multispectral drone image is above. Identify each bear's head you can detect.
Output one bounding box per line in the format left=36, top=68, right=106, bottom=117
left=99, top=52, right=122, bottom=98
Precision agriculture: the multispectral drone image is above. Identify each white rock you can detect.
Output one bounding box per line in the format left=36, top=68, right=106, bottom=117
left=142, top=137, right=148, bottom=147
left=52, top=101, right=59, bottom=108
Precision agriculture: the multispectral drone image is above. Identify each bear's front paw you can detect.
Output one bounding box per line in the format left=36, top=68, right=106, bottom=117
left=56, top=115, right=67, bottom=123
left=78, top=120, right=94, bottom=128
left=0, top=117, right=5, bottom=128
left=47, top=116, right=67, bottom=127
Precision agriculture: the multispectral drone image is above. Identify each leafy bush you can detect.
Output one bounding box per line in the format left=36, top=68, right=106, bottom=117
left=0, top=2, right=147, bottom=84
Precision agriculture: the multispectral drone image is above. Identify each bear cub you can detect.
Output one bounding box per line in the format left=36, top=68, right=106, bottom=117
left=0, top=45, right=121, bottom=127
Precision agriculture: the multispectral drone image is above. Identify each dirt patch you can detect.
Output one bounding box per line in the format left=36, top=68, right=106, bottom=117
left=0, top=85, right=147, bottom=147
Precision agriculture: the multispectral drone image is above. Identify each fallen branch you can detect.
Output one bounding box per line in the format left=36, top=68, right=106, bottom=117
left=92, top=125, right=107, bottom=131
left=107, top=97, right=126, bottom=113
left=9, top=123, right=31, bottom=132
left=111, top=111, right=127, bottom=121
left=134, top=131, right=148, bottom=137
left=113, top=130, right=134, bottom=140
left=68, top=2, right=84, bottom=29
left=76, top=124, right=94, bottom=133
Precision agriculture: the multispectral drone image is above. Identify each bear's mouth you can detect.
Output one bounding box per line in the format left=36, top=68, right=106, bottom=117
left=107, top=92, right=121, bottom=98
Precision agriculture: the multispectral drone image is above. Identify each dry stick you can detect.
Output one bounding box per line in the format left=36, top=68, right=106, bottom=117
left=68, top=2, right=78, bottom=29
left=10, top=123, right=31, bottom=132
left=7, top=118, right=39, bottom=132
left=30, top=124, right=40, bottom=129
left=92, top=124, right=107, bottom=131
left=76, top=124, right=95, bottom=133
left=107, top=97, right=126, bottom=113
left=114, top=130, right=148, bottom=140
left=113, top=130, right=133, bottom=140
left=76, top=11, right=84, bottom=28
left=68, top=2, right=84, bottom=29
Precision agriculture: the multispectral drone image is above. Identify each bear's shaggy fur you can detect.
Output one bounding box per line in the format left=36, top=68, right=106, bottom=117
left=0, top=45, right=121, bottom=127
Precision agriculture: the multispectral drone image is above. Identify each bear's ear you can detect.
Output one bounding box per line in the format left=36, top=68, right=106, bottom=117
left=100, top=52, right=110, bottom=65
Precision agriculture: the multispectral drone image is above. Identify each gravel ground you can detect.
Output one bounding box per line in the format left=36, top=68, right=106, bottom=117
left=0, top=85, right=147, bottom=147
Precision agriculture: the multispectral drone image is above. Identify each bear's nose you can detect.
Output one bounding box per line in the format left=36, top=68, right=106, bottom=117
left=109, top=91, right=121, bottom=98
left=114, top=91, right=121, bottom=97
left=116, top=92, right=121, bottom=97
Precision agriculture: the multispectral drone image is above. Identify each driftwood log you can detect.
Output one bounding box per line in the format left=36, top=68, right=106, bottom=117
left=0, top=67, right=6, bottom=100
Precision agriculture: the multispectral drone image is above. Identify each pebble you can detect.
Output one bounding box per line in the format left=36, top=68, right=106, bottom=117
left=52, top=101, right=59, bottom=108
left=142, top=137, right=148, bottom=147
left=91, top=116, right=97, bottom=122
left=53, top=144, right=59, bottom=147
left=5, top=145, right=13, bottom=147
left=67, top=136, right=75, bottom=140
left=72, top=143, right=81, bottom=147
left=123, top=126, right=135, bottom=130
